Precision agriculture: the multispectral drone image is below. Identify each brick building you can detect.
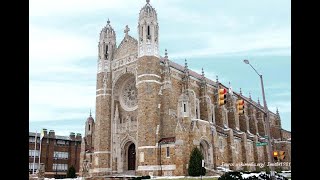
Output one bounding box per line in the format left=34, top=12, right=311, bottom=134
left=29, top=129, right=82, bottom=178
left=80, top=0, right=291, bottom=178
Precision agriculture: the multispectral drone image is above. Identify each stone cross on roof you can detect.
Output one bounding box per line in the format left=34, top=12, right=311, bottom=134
left=124, top=25, right=130, bottom=38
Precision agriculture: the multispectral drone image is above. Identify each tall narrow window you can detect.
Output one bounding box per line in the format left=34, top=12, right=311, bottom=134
left=88, top=124, right=90, bottom=131
left=105, top=45, right=109, bottom=59
left=183, top=104, right=186, bottom=113
left=166, top=147, right=170, bottom=158
left=147, top=26, right=151, bottom=40
left=196, top=108, right=198, bottom=119
left=212, top=113, right=214, bottom=122
left=141, top=26, right=143, bottom=36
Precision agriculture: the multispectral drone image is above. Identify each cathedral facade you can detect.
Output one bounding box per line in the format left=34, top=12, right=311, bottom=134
left=80, top=1, right=291, bottom=178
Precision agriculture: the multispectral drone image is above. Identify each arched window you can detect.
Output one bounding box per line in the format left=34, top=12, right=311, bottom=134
left=88, top=124, right=90, bottom=131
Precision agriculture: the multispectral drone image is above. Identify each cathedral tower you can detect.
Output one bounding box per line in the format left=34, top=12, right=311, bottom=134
left=136, top=0, right=162, bottom=176
left=138, top=0, right=159, bottom=58
left=85, top=110, right=95, bottom=151
left=93, top=19, right=116, bottom=176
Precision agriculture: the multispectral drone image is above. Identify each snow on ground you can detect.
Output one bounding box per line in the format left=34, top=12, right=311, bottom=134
left=241, top=172, right=261, bottom=178
left=152, top=176, right=220, bottom=179
left=216, top=166, right=231, bottom=172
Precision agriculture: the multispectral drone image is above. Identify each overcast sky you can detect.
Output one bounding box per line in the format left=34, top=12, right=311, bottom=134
left=29, top=0, right=291, bottom=136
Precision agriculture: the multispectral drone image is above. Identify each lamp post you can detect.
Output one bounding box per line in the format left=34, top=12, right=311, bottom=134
left=243, top=59, right=275, bottom=179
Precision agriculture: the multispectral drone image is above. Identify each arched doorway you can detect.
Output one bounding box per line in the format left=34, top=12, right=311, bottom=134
left=200, top=142, right=208, bottom=164
left=128, top=143, right=136, bottom=170
left=200, top=139, right=212, bottom=167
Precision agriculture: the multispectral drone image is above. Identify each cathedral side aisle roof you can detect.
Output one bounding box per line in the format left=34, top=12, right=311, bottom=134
left=159, top=57, right=277, bottom=116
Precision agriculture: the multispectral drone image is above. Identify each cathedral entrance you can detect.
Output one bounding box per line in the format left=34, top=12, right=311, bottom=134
left=200, top=139, right=212, bottom=167
left=128, top=143, right=136, bottom=170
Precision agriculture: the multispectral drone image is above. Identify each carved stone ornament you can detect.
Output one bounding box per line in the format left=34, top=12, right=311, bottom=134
left=120, top=76, right=138, bottom=111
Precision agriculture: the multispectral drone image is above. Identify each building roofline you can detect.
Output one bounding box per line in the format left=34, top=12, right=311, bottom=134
left=29, top=132, right=82, bottom=141
left=160, top=57, right=277, bottom=116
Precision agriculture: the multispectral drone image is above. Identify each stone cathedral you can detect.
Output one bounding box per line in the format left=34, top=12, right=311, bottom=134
left=80, top=0, right=291, bottom=178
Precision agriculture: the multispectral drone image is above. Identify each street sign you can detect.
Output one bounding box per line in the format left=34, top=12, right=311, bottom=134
left=256, top=142, right=268, bottom=146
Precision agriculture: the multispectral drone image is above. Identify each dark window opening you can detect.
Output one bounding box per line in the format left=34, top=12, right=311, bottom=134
left=196, top=108, right=198, bottom=119
left=147, top=26, right=151, bottom=40
left=88, top=124, right=90, bottom=131
left=105, top=45, right=109, bottom=59
left=212, top=113, right=214, bottom=122
left=183, top=104, right=186, bottom=113
left=166, top=147, right=170, bottom=157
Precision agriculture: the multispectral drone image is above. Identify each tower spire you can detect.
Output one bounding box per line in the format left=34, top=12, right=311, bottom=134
left=182, top=59, right=190, bottom=93
left=184, top=59, right=188, bottom=69
left=165, top=49, right=168, bottom=58
left=163, top=48, right=171, bottom=88
left=107, top=18, right=110, bottom=24
left=200, top=67, right=207, bottom=94
left=249, top=92, right=252, bottom=101
left=138, top=0, right=159, bottom=57
left=239, top=88, right=242, bottom=95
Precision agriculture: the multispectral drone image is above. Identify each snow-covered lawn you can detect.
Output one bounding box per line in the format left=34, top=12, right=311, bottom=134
left=152, top=177, right=219, bottom=180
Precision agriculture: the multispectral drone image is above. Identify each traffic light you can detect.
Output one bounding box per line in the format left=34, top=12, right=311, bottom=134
left=218, top=88, right=227, bottom=105
left=279, top=151, right=286, bottom=160
left=273, top=151, right=278, bottom=161
left=237, top=99, right=245, bottom=115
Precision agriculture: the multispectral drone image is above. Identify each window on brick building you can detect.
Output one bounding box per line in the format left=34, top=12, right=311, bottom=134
left=183, top=103, right=186, bottom=113
left=29, top=137, right=35, bottom=142
left=53, top=164, right=68, bottom=171
left=89, top=124, right=91, bottom=131
left=29, top=150, right=39, bottom=157
left=29, top=163, right=39, bottom=171
left=57, top=140, right=66, bottom=145
left=166, top=147, right=170, bottom=158
left=54, top=151, right=69, bottom=159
